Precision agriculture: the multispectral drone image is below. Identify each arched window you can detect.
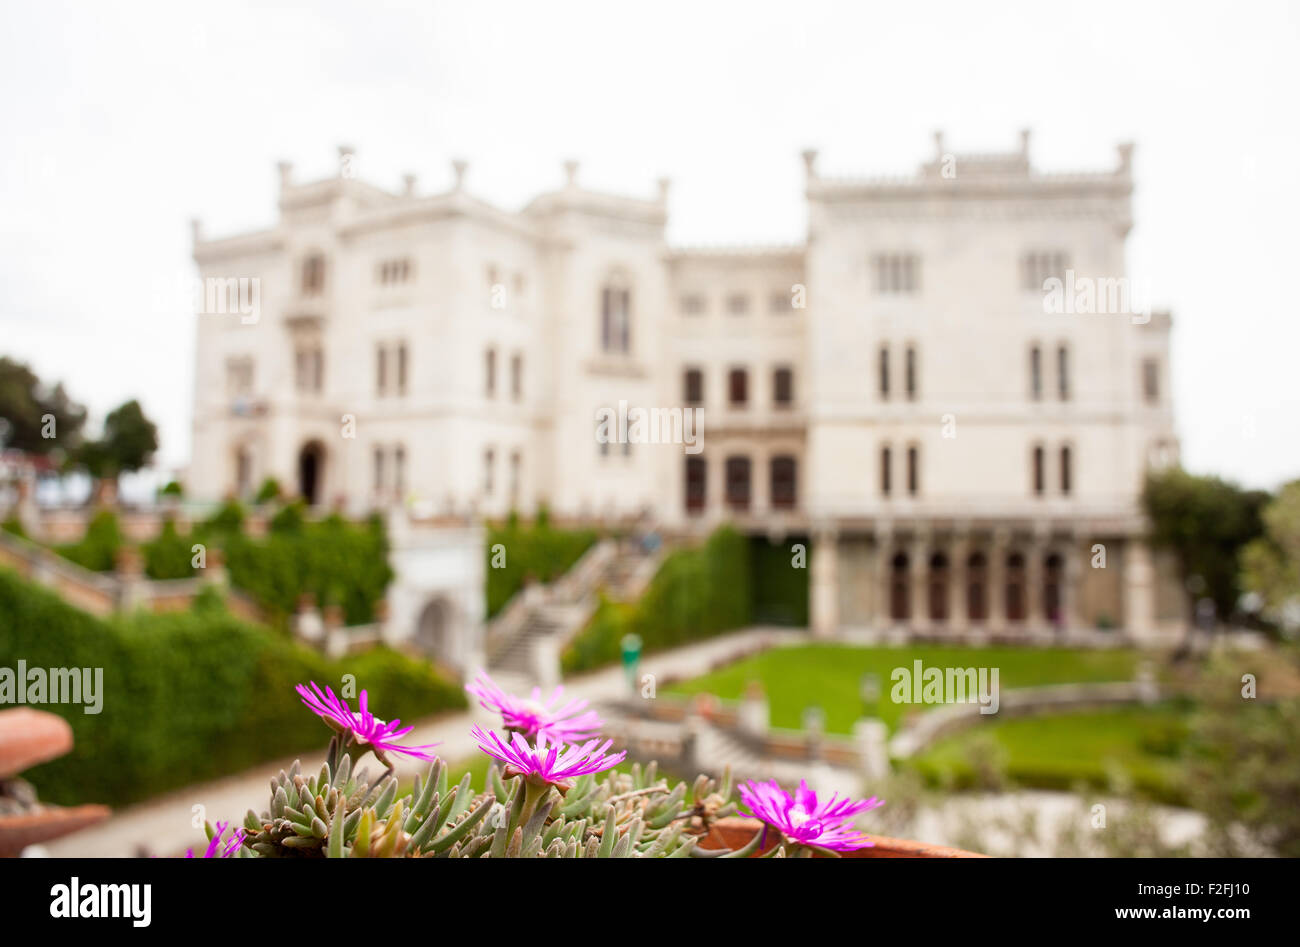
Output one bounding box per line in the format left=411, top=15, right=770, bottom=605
left=966, top=552, right=988, bottom=622
left=600, top=275, right=631, bottom=354
left=1006, top=552, right=1027, bottom=622
left=1044, top=553, right=1064, bottom=626
left=928, top=551, right=949, bottom=622
left=890, top=552, right=910, bottom=621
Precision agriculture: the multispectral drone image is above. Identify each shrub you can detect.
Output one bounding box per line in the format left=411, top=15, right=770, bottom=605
left=143, top=517, right=196, bottom=580
left=1, top=516, right=25, bottom=539
left=222, top=513, right=393, bottom=628
left=562, top=525, right=752, bottom=673
left=254, top=477, right=282, bottom=505
left=158, top=480, right=184, bottom=499
left=0, top=568, right=465, bottom=808
left=55, top=509, right=123, bottom=573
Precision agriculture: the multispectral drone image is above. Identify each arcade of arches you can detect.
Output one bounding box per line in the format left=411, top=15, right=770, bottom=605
left=813, top=529, right=1186, bottom=638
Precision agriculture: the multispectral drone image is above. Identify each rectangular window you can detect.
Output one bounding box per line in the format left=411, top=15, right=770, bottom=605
left=879, top=346, right=890, bottom=400
left=683, top=368, right=704, bottom=405
left=1142, top=358, right=1159, bottom=403
left=905, top=347, right=917, bottom=401
left=770, top=456, right=797, bottom=510
left=397, top=343, right=408, bottom=396
left=881, top=446, right=892, bottom=497
left=511, top=354, right=523, bottom=401
left=873, top=254, right=921, bottom=294
left=376, top=346, right=387, bottom=397
left=509, top=450, right=521, bottom=503
left=728, top=368, right=748, bottom=407
left=373, top=447, right=385, bottom=494
left=907, top=446, right=919, bottom=496
left=1033, top=446, right=1045, bottom=496
left=770, top=291, right=792, bottom=313
left=1030, top=346, right=1042, bottom=400
left=726, top=293, right=750, bottom=315
left=773, top=367, right=794, bottom=407
left=725, top=456, right=751, bottom=511
left=483, top=448, right=495, bottom=495
left=685, top=456, right=707, bottom=513
left=681, top=294, right=706, bottom=315
left=394, top=446, right=406, bottom=495
left=1060, top=446, right=1072, bottom=495
left=1057, top=345, right=1070, bottom=401
left=485, top=348, right=496, bottom=398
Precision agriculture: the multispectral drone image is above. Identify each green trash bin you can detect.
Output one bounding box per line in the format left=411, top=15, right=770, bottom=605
left=620, top=633, right=643, bottom=694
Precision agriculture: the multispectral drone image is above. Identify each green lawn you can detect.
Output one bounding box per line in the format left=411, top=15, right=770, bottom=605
left=663, top=643, right=1141, bottom=735
left=906, top=703, right=1192, bottom=805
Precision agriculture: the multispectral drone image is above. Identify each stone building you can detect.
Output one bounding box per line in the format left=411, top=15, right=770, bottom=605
left=190, top=132, right=1183, bottom=642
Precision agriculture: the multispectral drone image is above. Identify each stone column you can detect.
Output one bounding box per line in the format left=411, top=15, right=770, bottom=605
left=950, top=531, right=970, bottom=633
left=1026, top=530, right=1046, bottom=631
left=988, top=527, right=1008, bottom=632
left=810, top=525, right=840, bottom=638
left=874, top=523, right=894, bottom=632
left=1062, top=539, right=1082, bottom=634
left=751, top=447, right=768, bottom=516
left=1123, top=538, right=1157, bottom=644
left=910, top=531, right=929, bottom=633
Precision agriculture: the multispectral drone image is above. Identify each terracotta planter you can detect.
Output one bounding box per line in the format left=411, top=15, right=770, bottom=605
left=0, top=708, right=110, bottom=856
left=699, top=817, right=986, bottom=858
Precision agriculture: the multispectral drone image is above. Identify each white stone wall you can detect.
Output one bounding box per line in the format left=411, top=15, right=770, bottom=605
left=190, top=141, right=1176, bottom=539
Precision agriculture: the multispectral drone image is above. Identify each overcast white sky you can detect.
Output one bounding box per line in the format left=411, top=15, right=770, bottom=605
left=1, top=0, right=1297, bottom=490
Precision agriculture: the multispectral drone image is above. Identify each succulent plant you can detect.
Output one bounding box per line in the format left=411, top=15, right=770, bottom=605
left=234, top=743, right=750, bottom=858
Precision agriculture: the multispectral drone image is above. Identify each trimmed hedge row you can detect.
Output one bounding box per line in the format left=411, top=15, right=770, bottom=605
left=562, top=525, right=752, bottom=673
left=0, top=569, right=464, bottom=807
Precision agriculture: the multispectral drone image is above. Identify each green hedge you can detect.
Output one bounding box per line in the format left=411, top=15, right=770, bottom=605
left=562, top=525, right=752, bottom=673
left=143, top=517, right=194, bottom=580
left=55, top=509, right=123, bottom=573
left=0, top=569, right=465, bottom=807
left=486, top=518, right=598, bottom=618
left=218, top=512, right=394, bottom=628
left=750, top=535, right=810, bottom=626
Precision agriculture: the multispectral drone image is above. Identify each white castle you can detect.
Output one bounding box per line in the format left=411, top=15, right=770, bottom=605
left=190, top=132, right=1184, bottom=644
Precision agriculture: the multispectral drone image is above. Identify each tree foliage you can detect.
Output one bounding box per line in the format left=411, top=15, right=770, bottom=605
left=1142, top=468, right=1269, bottom=619
left=0, top=356, right=86, bottom=455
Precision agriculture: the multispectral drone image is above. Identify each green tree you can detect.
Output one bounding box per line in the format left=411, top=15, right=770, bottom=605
left=76, top=399, right=158, bottom=480
left=0, top=356, right=87, bottom=454
left=1242, top=480, right=1300, bottom=633
left=1142, top=468, right=1270, bottom=620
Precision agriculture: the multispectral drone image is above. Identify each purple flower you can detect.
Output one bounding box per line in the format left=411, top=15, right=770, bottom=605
left=466, top=672, right=602, bottom=743
left=738, top=779, right=883, bottom=852
left=295, top=681, right=441, bottom=764
left=471, top=725, right=626, bottom=789
left=186, top=820, right=245, bottom=858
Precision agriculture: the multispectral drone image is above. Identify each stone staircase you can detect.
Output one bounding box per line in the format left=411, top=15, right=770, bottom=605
left=485, top=535, right=664, bottom=679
